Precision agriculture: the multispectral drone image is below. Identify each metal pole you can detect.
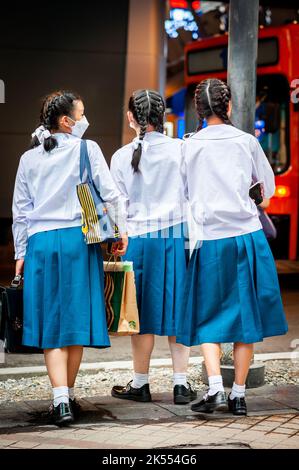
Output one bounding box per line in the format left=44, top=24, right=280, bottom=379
left=222, top=0, right=260, bottom=374
left=227, top=0, right=259, bottom=135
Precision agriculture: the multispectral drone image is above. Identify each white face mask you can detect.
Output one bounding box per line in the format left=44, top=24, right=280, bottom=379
left=69, top=115, right=89, bottom=138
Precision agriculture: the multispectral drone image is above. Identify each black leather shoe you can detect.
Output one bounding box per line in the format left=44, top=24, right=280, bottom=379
left=228, top=395, right=247, bottom=416
left=69, top=398, right=81, bottom=419
left=191, top=391, right=228, bottom=413
left=174, top=383, right=197, bottom=405
left=49, top=402, right=74, bottom=426
left=111, top=380, right=152, bottom=402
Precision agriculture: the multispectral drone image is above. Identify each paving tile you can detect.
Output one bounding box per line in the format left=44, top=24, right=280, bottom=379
left=279, top=423, right=299, bottom=431
left=255, top=434, right=290, bottom=444
left=270, top=428, right=297, bottom=435
left=246, top=398, right=292, bottom=412
left=33, top=444, right=66, bottom=449
left=247, top=441, right=274, bottom=449
left=271, top=441, right=299, bottom=449
left=205, top=428, right=241, bottom=438
left=264, top=416, right=291, bottom=423
left=227, top=423, right=251, bottom=430
left=9, top=440, right=39, bottom=449
left=0, top=439, right=19, bottom=447
left=250, top=424, right=280, bottom=432
left=236, top=430, right=266, bottom=442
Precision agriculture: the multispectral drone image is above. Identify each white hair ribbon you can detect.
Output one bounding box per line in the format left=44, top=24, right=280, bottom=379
left=31, top=125, right=51, bottom=144
left=133, top=137, right=150, bottom=153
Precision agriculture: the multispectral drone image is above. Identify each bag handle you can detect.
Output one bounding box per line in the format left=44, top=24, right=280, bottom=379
left=10, top=275, right=22, bottom=288
left=106, top=253, right=122, bottom=272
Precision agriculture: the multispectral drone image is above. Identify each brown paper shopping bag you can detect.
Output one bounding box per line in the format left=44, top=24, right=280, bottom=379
left=104, top=260, right=140, bottom=335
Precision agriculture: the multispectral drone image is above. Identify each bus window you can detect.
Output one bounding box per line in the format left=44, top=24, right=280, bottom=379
left=185, top=74, right=290, bottom=175
left=256, top=74, right=290, bottom=175
left=187, top=38, right=278, bottom=76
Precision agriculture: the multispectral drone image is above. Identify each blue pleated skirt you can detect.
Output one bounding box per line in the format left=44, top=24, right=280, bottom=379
left=23, top=226, right=110, bottom=349
left=123, top=223, right=189, bottom=336
left=176, top=229, right=288, bottom=347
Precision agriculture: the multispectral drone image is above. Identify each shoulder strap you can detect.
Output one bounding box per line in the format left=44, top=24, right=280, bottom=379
left=79, top=139, right=105, bottom=202
left=80, top=139, right=93, bottom=182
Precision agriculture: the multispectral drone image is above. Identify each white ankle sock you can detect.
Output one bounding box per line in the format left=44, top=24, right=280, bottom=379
left=208, top=375, right=224, bottom=396
left=230, top=382, right=246, bottom=400
left=69, top=387, right=75, bottom=400
left=132, top=373, right=149, bottom=389
left=53, top=386, right=69, bottom=407
left=173, top=373, right=188, bottom=388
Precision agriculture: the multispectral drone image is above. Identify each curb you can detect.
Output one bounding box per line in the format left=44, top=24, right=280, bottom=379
left=0, top=351, right=298, bottom=381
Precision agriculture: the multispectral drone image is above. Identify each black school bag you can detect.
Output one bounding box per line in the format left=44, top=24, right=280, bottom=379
left=0, top=275, right=42, bottom=353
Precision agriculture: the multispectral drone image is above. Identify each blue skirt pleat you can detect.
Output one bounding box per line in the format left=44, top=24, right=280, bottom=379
left=176, top=229, right=288, bottom=346
left=123, top=223, right=189, bottom=336
left=23, top=226, right=110, bottom=349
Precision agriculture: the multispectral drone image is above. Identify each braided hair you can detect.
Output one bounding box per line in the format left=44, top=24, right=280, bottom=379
left=128, top=89, right=165, bottom=173
left=30, top=90, right=81, bottom=152
left=194, top=79, right=232, bottom=131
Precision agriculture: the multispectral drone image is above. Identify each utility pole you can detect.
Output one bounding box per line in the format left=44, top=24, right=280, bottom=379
left=216, top=0, right=265, bottom=389
left=227, top=0, right=260, bottom=135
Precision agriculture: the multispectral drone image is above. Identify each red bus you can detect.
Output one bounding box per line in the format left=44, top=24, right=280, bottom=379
left=184, top=24, right=299, bottom=260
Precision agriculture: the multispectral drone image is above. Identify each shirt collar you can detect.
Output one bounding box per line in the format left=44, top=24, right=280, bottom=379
left=51, top=132, right=80, bottom=146
left=191, top=124, right=246, bottom=140
left=132, top=131, right=172, bottom=150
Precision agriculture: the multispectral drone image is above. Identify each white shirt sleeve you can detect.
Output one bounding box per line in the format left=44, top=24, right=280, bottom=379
left=12, top=157, right=33, bottom=260
left=180, top=141, right=189, bottom=201
left=86, top=140, right=128, bottom=234
left=110, top=150, right=130, bottom=211
left=250, top=136, right=275, bottom=198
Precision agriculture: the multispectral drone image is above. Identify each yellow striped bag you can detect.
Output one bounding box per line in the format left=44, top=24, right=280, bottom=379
left=76, top=140, right=120, bottom=244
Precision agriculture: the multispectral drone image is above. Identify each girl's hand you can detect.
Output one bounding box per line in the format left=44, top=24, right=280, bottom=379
left=259, top=197, right=270, bottom=209
left=15, top=259, right=24, bottom=276
left=111, top=235, right=128, bottom=257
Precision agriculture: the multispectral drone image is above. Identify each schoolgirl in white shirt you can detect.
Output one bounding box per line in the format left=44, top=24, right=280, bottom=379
left=109, top=89, right=196, bottom=405
left=12, top=91, right=127, bottom=426
left=176, top=79, right=288, bottom=416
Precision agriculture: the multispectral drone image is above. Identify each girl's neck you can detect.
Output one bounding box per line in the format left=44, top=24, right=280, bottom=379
left=206, top=116, right=226, bottom=126
left=136, top=124, right=156, bottom=136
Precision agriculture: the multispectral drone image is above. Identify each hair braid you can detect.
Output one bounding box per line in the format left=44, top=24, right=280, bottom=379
left=194, top=79, right=233, bottom=130
left=129, top=89, right=165, bottom=173
left=30, top=90, right=81, bottom=152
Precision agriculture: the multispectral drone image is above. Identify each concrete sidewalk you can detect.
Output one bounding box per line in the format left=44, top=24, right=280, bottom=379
left=0, top=385, right=298, bottom=449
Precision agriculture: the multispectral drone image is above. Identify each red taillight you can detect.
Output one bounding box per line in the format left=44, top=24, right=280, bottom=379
left=192, top=1, right=201, bottom=10
left=274, top=185, right=291, bottom=198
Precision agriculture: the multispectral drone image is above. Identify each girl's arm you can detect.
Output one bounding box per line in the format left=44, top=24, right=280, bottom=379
left=250, top=136, right=275, bottom=199
left=12, top=157, right=33, bottom=269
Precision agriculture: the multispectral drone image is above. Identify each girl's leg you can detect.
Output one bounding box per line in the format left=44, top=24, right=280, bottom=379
left=67, top=345, right=84, bottom=399
left=231, top=342, right=254, bottom=398
left=201, top=343, right=221, bottom=375
left=200, top=343, right=224, bottom=395
left=168, top=336, right=190, bottom=387
left=131, top=334, right=155, bottom=387
left=44, top=348, right=69, bottom=406
left=191, top=343, right=226, bottom=412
